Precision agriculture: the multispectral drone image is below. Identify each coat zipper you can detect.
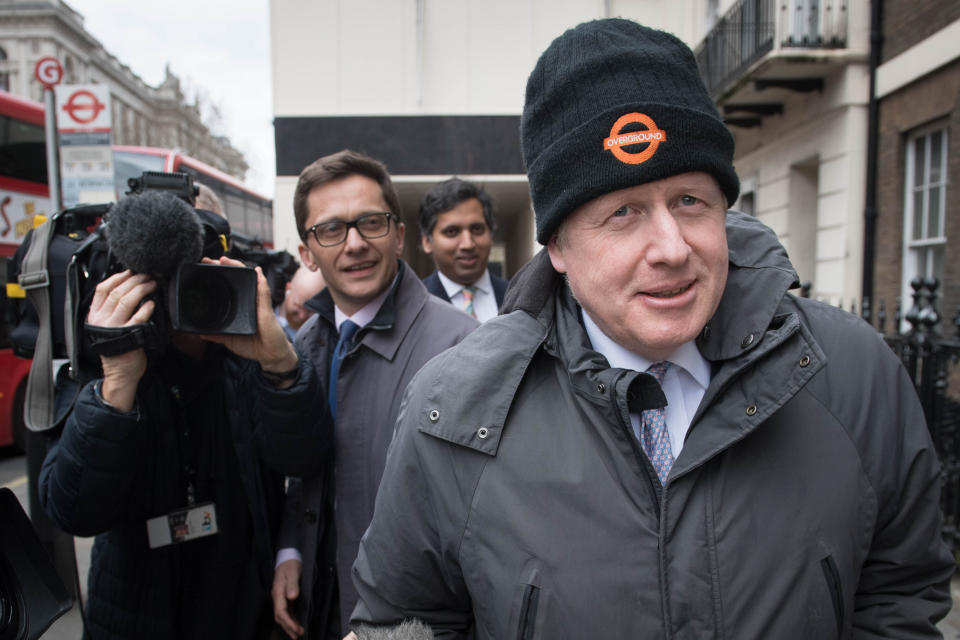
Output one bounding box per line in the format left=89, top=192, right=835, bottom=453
left=517, top=583, right=540, bottom=640
left=611, top=370, right=671, bottom=637
left=820, top=555, right=844, bottom=636
left=612, top=371, right=663, bottom=519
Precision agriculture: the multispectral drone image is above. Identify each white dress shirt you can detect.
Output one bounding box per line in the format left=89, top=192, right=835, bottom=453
left=582, top=311, right=711, bottom=458
left=333, top=281, right=392, bottom=332
left=437, top=269, right=499, bottom=322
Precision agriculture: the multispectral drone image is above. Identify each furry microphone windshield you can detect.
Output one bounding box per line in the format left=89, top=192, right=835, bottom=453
left=105, top=190, right=203, bottom=280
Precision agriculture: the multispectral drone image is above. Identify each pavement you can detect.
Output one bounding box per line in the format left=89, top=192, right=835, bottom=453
left=942, top=581, right=960, bottom=639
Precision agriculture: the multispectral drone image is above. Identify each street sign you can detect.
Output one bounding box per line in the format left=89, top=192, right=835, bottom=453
left=53, top=84, right=115, bottom=207
left=61, top=89, right=107, bottom=126
left=34, top=57, right=63, bottom=89
left=36, top=58, right=63, bottom=210
left=55, top=85, right=112, bottom=134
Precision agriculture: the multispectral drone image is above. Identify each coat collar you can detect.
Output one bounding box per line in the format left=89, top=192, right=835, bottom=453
left=422, top=211, right=807, bottom=459
left=304, top=260, right=430, bottom=362
left=696, top=210, right=799, bottom=362
left=416, top=309, right=546, bottom=456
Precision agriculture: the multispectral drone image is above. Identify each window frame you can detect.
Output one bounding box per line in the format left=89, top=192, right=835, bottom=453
left=901, top=121, right=949, bottom=323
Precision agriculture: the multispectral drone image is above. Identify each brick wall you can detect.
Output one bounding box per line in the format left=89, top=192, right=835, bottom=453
left=874, top=58, right=960, bottom=335
left=882, top=0, right=960, bottom=63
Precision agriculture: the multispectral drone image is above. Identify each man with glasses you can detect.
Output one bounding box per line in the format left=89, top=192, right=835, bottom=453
left=270, top=149, right=478, bottom=639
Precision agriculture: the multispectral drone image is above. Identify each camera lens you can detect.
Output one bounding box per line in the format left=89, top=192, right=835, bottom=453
left=179, top=270, right=235, bottom=331
left=0, top=562, right=22, bottom=639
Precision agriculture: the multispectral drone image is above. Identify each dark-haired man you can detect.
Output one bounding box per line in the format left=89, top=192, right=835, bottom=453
left=38, top=191, right=330, bottom=639
left=270, top=150, right=477, bottom=639
left=419, top=178, right=508, bottom=321
left=350, top=18, right=954, bottom=638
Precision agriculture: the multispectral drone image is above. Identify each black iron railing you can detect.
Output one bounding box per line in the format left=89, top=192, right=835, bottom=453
left=695, top=0, right=849, bottom=97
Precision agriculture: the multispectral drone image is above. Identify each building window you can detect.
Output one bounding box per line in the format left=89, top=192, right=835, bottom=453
left=902, top=123, right=948, bottom=312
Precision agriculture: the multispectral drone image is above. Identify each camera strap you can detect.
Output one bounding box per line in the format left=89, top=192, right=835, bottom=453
left=85, top=323, right=154, bottom=357
left=18, top=218, right=58, bottom=432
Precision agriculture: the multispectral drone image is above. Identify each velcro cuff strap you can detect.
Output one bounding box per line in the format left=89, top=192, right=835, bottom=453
left=85, top=323, right=150, bottom=357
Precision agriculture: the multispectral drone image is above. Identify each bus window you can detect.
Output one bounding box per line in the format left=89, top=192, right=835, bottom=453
left=0, top=114, right=46, bottom=185
left=115, top=147, right=272, bottom=242
left=225, top=193, right=247, bottom=235
left=243, top=198, right=259, bottom=239
left=262, top=206, right=273, bottom=243
left=113, top=150, right=165, bottom=196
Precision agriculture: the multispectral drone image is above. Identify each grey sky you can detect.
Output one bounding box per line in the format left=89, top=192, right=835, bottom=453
left=67, top=0, right=276, bottom=198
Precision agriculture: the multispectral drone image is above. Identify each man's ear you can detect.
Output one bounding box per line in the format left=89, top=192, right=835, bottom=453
left=546, top=235, right=567, bottom=274
left=298, top=243, right=318, bottom=272
left=395, top=221, right=405, bottom=253
left=420, top=234, right=433, bottom=255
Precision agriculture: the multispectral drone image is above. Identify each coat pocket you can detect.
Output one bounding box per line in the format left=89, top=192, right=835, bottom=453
left=820, top=554, right=844, bottom=636
left=508, top=557, right=546, bottom=640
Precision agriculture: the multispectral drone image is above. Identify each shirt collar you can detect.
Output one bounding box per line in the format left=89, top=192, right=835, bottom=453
left=437, top=268, right=492, bottom=297
left=581, top=309, right=711, bottom=390
left=334, top=270, right=399, bottom=331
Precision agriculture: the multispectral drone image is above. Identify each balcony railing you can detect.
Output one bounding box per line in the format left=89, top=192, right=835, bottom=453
left=695, top=0, right=849, bottom=97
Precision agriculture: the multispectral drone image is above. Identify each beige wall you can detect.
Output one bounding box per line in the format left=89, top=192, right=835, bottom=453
left=732, top=63, right=870, bottom=304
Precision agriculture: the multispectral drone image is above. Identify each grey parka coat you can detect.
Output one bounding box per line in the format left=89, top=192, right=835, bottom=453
left=351, top=212, right=954, bottom=639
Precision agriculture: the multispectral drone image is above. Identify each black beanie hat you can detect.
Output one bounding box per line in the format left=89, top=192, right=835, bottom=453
left=522, top=18, right=739, bottom=244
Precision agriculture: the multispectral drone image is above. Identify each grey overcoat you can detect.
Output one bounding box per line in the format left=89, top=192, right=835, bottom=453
left=279, top=260, right=478, bottom=635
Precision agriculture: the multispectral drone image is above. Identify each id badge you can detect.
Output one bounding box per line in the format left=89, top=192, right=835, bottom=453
left=146, top=502, right=219, bottom=549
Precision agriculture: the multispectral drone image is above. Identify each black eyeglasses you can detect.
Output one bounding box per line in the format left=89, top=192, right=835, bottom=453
left=305, top=211, right=395, bottom=247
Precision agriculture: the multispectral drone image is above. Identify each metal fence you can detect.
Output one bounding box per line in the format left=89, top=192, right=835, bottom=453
left=694, top=0, right=849, bottom=96
left=804, top=277, right=960, bottom=552
left=695, top=0, right=776, bottom=96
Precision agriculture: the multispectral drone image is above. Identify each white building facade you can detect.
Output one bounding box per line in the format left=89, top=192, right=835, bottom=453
left=696, top=0, right=870, bottom=305
left=271, top=0, right=871, bottom=300
left=269, top=0, right=709, bottom=274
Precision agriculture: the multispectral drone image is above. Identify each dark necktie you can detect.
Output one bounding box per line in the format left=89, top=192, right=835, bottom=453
left=328, top=320, right=359, bottom=421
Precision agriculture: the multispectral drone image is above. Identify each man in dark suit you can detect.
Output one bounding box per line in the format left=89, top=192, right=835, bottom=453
left=419, top=178, right=509, bottom=321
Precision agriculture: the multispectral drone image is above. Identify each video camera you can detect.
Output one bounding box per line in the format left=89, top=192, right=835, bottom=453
left=230, top=231, right=299, bottom=310
left=110, top=171, right=258, bottom=342
left=7, top=171, right=295, bottom=374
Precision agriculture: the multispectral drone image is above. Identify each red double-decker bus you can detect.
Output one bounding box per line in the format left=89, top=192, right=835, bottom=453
left=0, top=90, right=49, bottom=450
left=112, top=145, right=274, bottom=244
left=0, top=90, right=273, bottom=450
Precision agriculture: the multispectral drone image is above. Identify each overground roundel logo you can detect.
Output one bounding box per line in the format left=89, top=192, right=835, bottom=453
left=603, top=112, right=667, bottom=165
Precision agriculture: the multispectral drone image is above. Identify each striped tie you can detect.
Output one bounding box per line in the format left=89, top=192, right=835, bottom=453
left=461, top=286, right=477, bottom=319
left=641, top=361, right=674, bottom=485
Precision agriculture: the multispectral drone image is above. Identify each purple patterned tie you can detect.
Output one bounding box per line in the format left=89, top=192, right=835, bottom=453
left=641, top=361, right=674, bottom=485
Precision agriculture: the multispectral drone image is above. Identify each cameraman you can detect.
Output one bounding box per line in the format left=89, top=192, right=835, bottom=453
left=37, top=195, right=331, bottom=639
